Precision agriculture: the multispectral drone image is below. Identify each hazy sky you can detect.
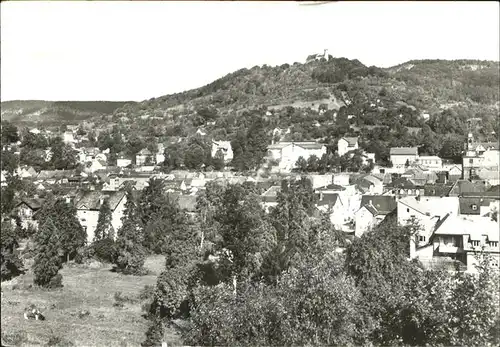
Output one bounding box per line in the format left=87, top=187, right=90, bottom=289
left=1, top=1, right=499, bottom=102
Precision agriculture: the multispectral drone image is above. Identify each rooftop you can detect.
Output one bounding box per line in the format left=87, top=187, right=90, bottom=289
left=268, top=141, right=325, bottom=150
left=341, top=137, right=359, bottom=146
left=390, top=147, right=418, bottom=156
left=74, top=191, right=126, bottom=211
left=360, top=195, right=397, bottom=215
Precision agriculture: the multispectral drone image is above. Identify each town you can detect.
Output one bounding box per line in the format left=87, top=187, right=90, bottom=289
left=2, top=120, right=499, bottom=272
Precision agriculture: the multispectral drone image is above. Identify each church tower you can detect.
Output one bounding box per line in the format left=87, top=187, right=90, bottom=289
left=462, top=120, right=480, bottom=180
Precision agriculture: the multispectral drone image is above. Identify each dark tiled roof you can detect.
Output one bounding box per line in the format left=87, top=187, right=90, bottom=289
left=364, top=203, right=379, bottom=216
left=17, top=198, right=45, bottom=210
left=390, top=177, right=418, bottom=189
left=74, top=191, right=126, bottom=211
left=459, top=197, right=481, bottom=215
left=360, top=195, right=397, bottom=215
left=449, top=180, right=487, bottom=196
left=317, top=184, right=345, bottom=191
left=317, top=193, right=340, bottom=207
left=423, top=183, right=454, bottom=197
left=341, top=137, right=358, bottom=146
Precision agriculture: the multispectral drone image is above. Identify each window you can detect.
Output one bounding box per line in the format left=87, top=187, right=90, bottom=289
left=419, top=235, right=426, bottom=242
left=406, top=208, right=410, bottom=213
left=471, top=204, right=478, bottom=211
left=469, top=159, right=474, bottom=164
left=471, top=240, right=480, bottom=247
left=490, top=241, right=498, bottom=248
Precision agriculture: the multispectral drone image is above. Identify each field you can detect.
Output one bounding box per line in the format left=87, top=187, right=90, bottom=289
left=1, top=256, right=181, bottom=347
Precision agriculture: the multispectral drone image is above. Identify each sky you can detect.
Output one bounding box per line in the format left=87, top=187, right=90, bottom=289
left=1, top=1, right=499, bottom=102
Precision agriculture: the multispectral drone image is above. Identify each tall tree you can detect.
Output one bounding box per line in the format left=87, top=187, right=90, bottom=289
left=33, top=219, right=63, bottom=288
left=1, top=121, right=19, bottom=145
left=94, top=198, right=113, bottom=241
left=114, top=188, right=146, bottom=274
left=1, top=219, right=24, bottom=281
left=50, top=137, right=77, bottom=170
left=37, top=198, right=86, bottom=262
left=215, top=184, right=276, bottom=292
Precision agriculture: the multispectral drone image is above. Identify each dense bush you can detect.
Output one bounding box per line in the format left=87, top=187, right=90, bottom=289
left=92, top=238, right=117, bottom=263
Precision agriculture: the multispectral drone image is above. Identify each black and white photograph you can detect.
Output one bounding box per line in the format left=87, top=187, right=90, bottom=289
left=1, top=1, right=499, bottom=346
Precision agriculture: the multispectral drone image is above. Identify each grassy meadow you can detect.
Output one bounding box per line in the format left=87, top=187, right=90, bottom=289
left=1, top=255, right=181, bottom=347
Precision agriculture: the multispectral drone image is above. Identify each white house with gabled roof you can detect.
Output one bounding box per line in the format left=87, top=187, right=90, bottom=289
left=268, top=141, right=327, bottom=171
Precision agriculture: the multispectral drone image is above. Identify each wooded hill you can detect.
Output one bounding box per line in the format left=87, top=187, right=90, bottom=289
left=1, top=100, right=134, bottom=126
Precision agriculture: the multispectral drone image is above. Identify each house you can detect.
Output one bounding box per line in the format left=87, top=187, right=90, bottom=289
left=448, top=180, right=488, bottom=197
left=85, top=159, right=107, bottom=174
left=211, top=140, right=234, bottom=163
left=62, top=131, right=76, bottom=145
left=416, top=156, right=443, bottom=170
left=136, top=148, right=153, bottom=166
left=316, top=193, right=345, bottom=229
left=355, top=195, right=397, bottom=237
left=307, top=174, right=334, bottom=189
left=261, top=185, right=281, bottom=212
left=397, top=196, right=460, bottom=242
left=354, top=174, right=384, bottom=195
left=402, top=167, right=439, bottom=185
left=268, top=141, right=327, bottom=171
left=117, top=156, right=133, bottom=168
left=390, top=147, right=419, bottom=168
left=14, top=198, right=46, bottom=230
left=443, top=164, right=462, bottom=181
left=338, top=137, right=359, bottom=157
left=410, top=213, right=499, bottom=273
left=156, top=143, right=165, bottom=164
left=458, top=197, right=499, bottom=219
left=387, top=177, right=422, bottom=197
left=36, top=170, right=76, bottom=185
left=18, top=166, right=37, bottom=179
left=75, top=191, right=127, bottom=243
left=333, top=174, right=350, bottom=186
left=423, top=183, right=454, bottom=197
left=462, top=132, right=500, bottom=180
left=477, top=168, right=500, bottom=186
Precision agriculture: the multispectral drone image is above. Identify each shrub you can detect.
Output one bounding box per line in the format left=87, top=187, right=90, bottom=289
left=139, top=285, right=155, bottom=301
left=46, top=274, right=63, bottom=289
left=46, top=333, right=74, bottom=347
left=92, top=238, right=117, bottom=263
left=113, top=291, right=137, bottom=308
left=1, top=330, right=28, bottom=346
left=74, top=245, right=93, bottom=264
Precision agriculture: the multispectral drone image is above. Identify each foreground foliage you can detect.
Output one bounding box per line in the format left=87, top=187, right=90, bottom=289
left=143, top=181, right=500, bottom=347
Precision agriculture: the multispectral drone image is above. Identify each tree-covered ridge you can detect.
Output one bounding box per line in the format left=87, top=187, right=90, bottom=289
left=105, top=58, right=498, bottom=149
left=0, top=100, right=134, bottom=126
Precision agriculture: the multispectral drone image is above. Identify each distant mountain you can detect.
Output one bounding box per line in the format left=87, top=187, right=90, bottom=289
left=1, top=100, right=135, bottom=126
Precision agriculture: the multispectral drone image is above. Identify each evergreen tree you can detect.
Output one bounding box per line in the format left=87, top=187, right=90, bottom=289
left=33, top=219, right=63, bottom=288
left=37, top=198, right=86, bottom=262
left=114, top=188, right=146, bottom=274
left=94, top=198, right=113, bottom=241
left=1, top=219, right=24, bottom=281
